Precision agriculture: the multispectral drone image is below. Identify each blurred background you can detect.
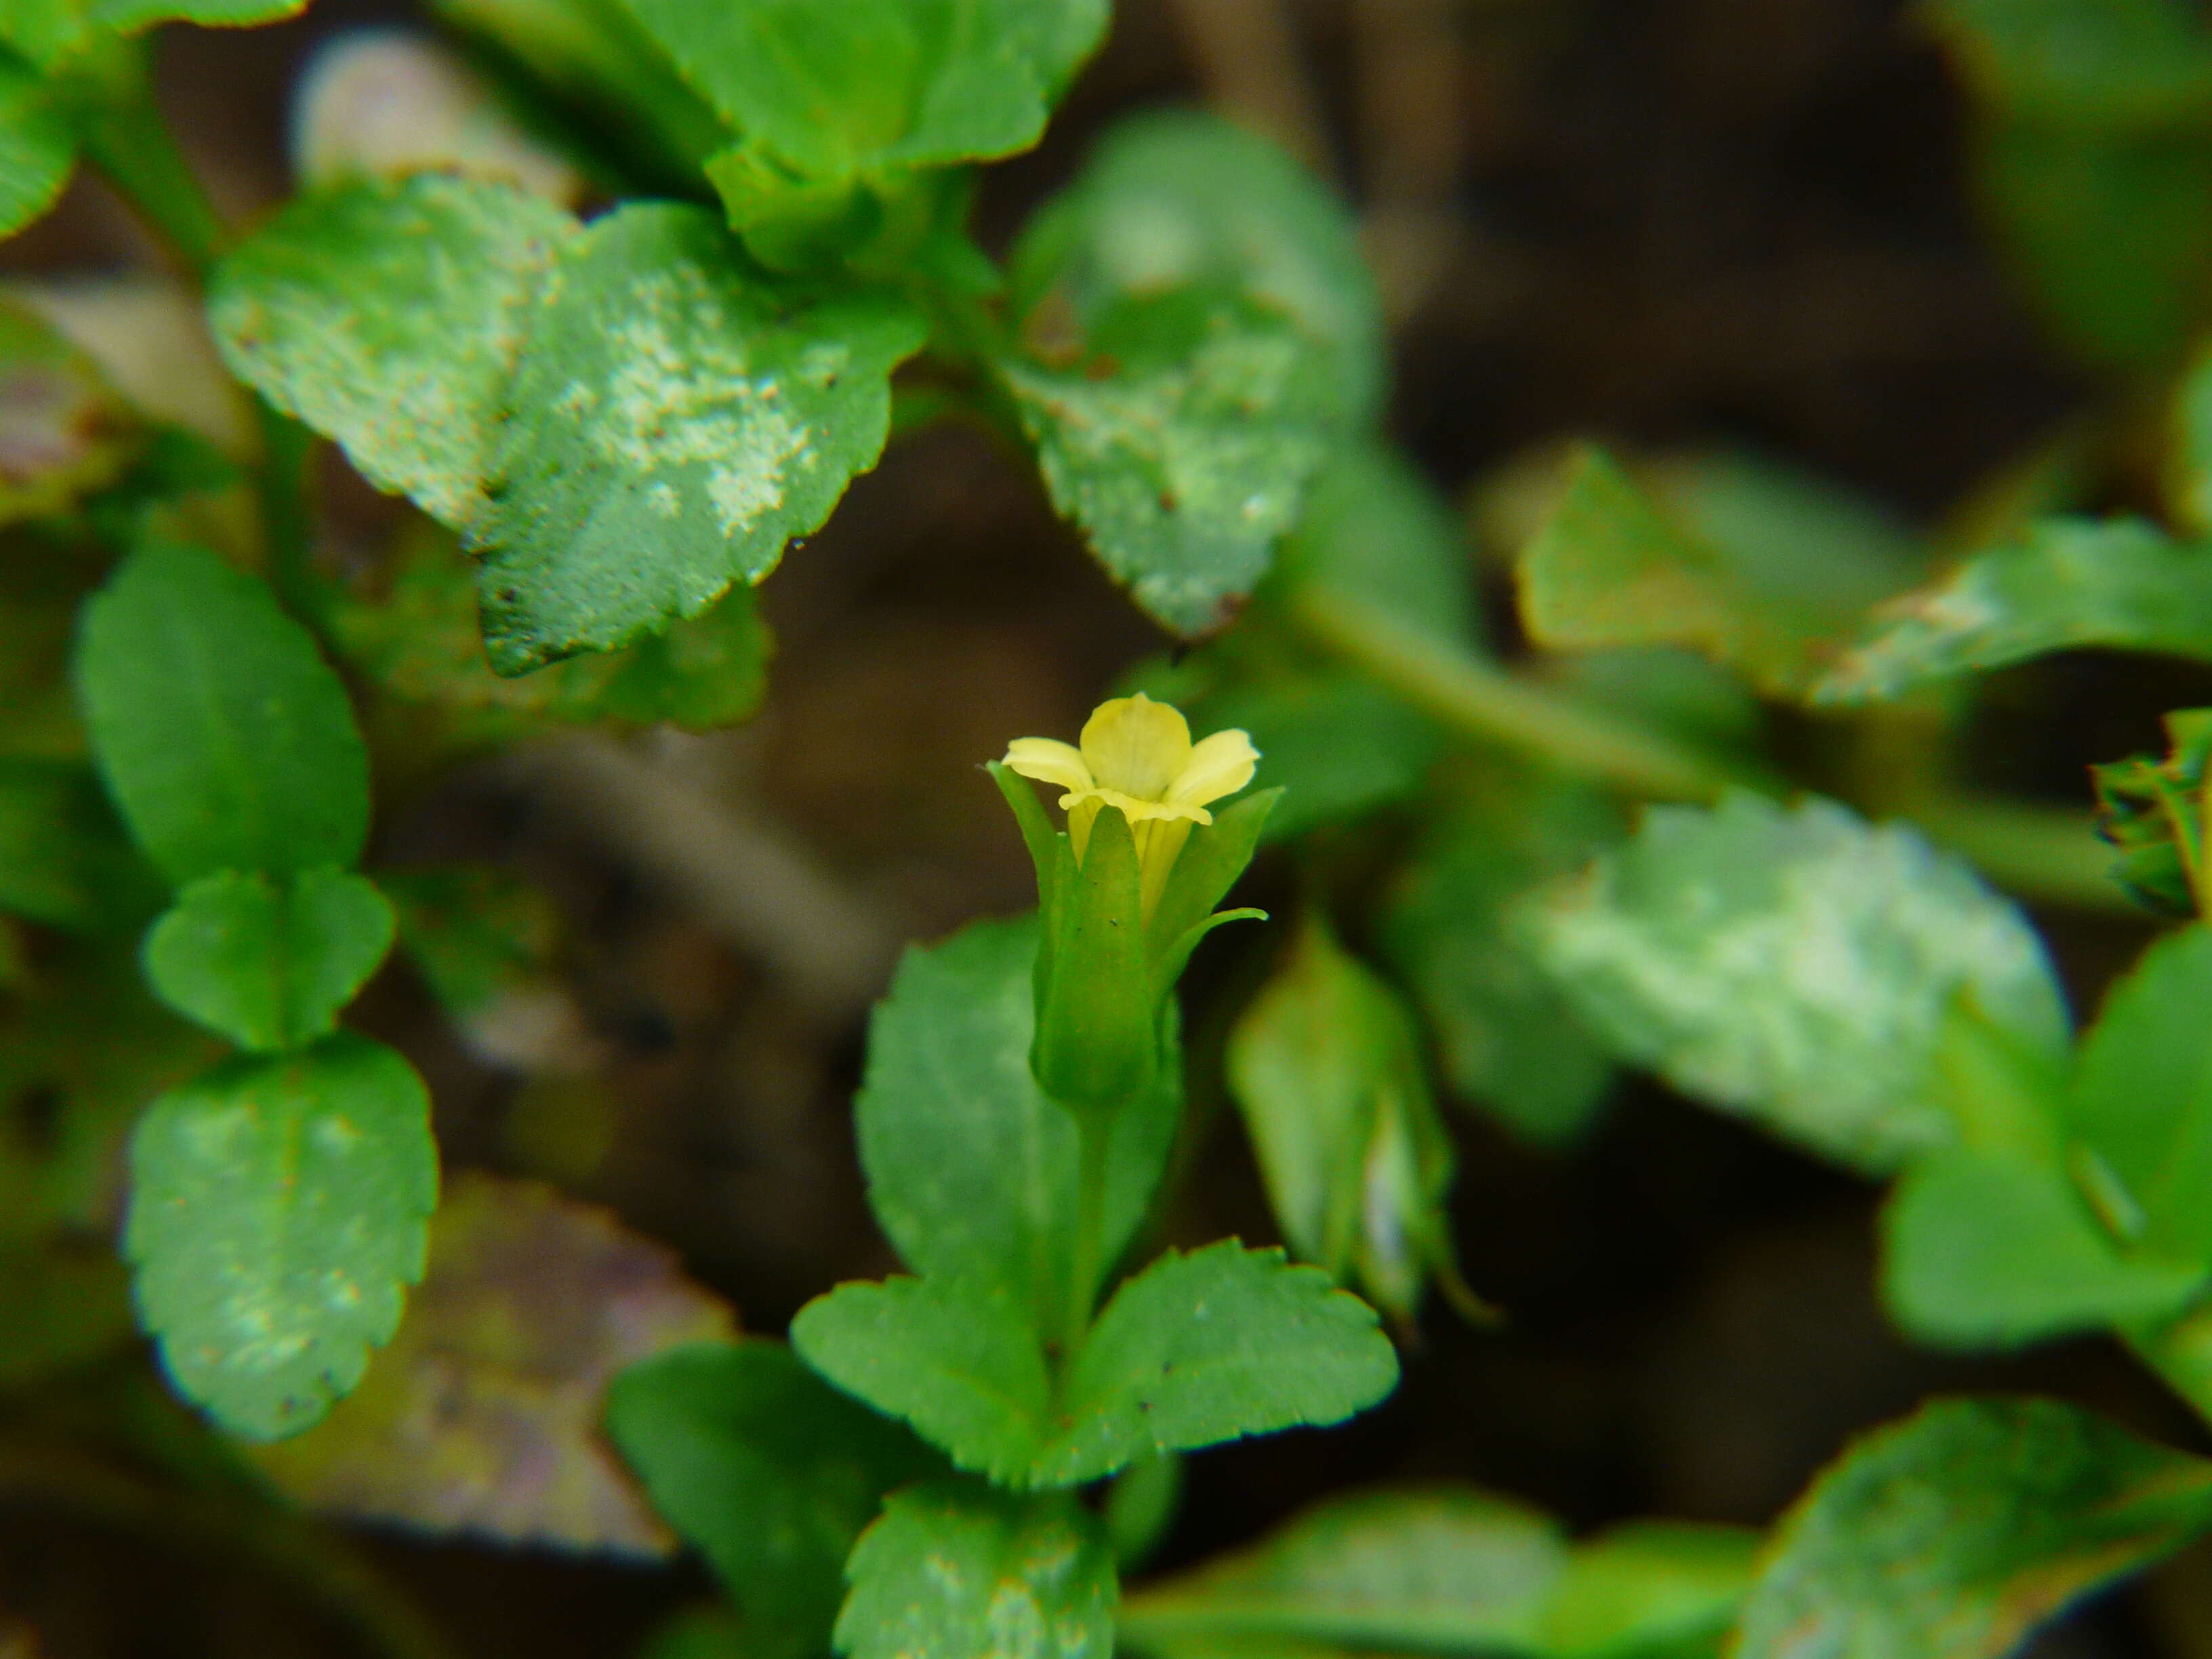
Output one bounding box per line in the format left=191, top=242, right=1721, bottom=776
left=4, top=0, right=2205, bottom=1654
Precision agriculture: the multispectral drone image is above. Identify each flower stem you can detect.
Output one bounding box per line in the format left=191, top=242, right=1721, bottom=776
left=1893, top=792, right=2128, bottom=915
left=1289, top=586, right=1765, bottom=802
left=1292, top=584, right=2133, bottom=914
left=1063, top=1105, right=1114, bottom=1354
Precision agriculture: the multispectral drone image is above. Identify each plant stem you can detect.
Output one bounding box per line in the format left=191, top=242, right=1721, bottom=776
left=1292, top=586, right=2135, bottom=914
left=1896, top=792, right=2130, bottom=916
left=1289, top=586, right=1768, bottom=802
left=75, top=53, right=332, bottom=621
left=78, top=59, right=227, bottom=276
left=1063, top=1105, right=1114, bottom=1354
left=913, top=285, right=1035, bottom=455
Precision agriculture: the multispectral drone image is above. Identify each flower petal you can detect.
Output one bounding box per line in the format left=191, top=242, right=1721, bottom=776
left=1003, top=737, right=1093, bottom=795
left=1067, top=795, right=1102, bottom=863
left=1166, top=728, right=1259, bottom=808
left=1065, top=786, right=1211, bottom=828
left=1079, top=693, right=1191, bottom=801
left=1140, top=817, right=1197, bottom=918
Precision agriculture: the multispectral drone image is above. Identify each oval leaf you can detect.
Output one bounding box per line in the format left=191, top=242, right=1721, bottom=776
left=836, top=1479, right=1117, bottom=1659
left=1881, top=1149, right=2205, bottom=1350
left=1036, top=1240, right=1399, bottom=1488
left=476, top=200, right=926, bottom=671
left=998, top=112, right=1383, bottom=636
left=1528, top=792, right=2070, bottom=1174
left=1734, top=1397, right=2212, bottom=1659
left=209, top=173, right=577, bottom=530
left=2069, top=922, right=2212, bottom=1263
left=253, top=1172, right=735, bottom=1553
left=0, top=56, right=76, bottom=240
left=789, top=1274, right=1050, bottom=1486
left=1813, top=518, right=2212, bottom=705
left=608, top=1338, right=942, bottom=1645
left=74, top=540, right=372, bottom=884
left=125, top=1032, right=439, bottom=1439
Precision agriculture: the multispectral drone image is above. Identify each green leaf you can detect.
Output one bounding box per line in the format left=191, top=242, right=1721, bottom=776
left=0, top=293, right=144, bottom=518
left=1534, top=1523, right=1761, bottom=1659
left=1814, top=518, right=2212, bottom=703
left=999, top=112, right=1383, bottom=636
left=1122, top=1486, right=1570, bottom=1652
left=795, top=1244, right=1395, bottom=1491
left=1519, top=447, right=1919, bottom=699
left=141, top=867, right=396, bottom=1052
left=0, top=757, right=162, bottom=932
left=836, top=1478, right=1116, bottom=1659
left=1379, top=775, right=1621, bottom=1147
left=253, top=1170, right=735, bottom=1553
left=626, top=0, right=1104, bottom=171
left=1930, top=0, right=2212, bottom=371
left=1992, top=123, right=2212, bottom=371
left=1147, top=445, right=1479, bottom=840
left=476, top=200, right=926, bottom=670
left=1226, top=917, right=1470, bottom=1323
left=1145, top=788, right=1279, bottom=991
left=1733, top=1397, right=2212, bottom=1659
left=330, top=521, right=772, bottom=738
left=1126, top=1492, right=1757, bottom=1659
left=0, top=0, right=304, bottom=67
left=1199, top=676, right=1439, bottom=843
left=125, top=1031, right=439, bottom=1440
left=1931, top=0, right=2212, bottom=117
left=0, top=52, right=75, bottom=238
left=0, top=3, right=77, bottom=70
left=1272, top=441, right=1485, bottom=647
left=209, top=173, right=576, bottom=532
left=1881, top=1149, right=2205, bottom=1349
left=1035, top=1241, right=1398, bottom=1488
left=74, top=540, right=372, bottom=885
left=2069, top=924, right=2212, bottom=1263
left=423, top=0, right=726, bottom=187
left=591, top=585, right=773, bottom=726
left=1651, top=450, right=1924, bottom=613
left=1528, top=792, right=2069, bottom=1174
left=1557, top=647, right=1768, bottom=764
left=790, top=1273, right=1050, bottom=1485
left=857, top=914, right=1179, bottom=1333
left=608, top=1338, right=942, bottom=1645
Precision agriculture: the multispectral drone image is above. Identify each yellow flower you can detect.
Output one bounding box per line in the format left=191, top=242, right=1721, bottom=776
left=1004, top=693, right=1260, bottom=916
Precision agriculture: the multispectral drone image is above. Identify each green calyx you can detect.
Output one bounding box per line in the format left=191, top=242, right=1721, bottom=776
left=989, top=760, right=1275, bottom=1114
